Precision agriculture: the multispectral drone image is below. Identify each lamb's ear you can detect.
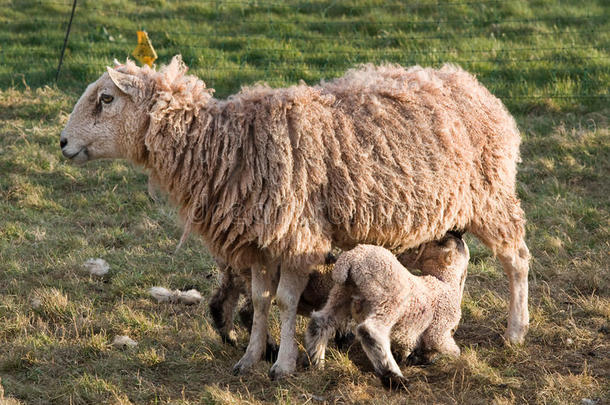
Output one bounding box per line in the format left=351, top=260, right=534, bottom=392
left=106, top=67, right=144, bottom=100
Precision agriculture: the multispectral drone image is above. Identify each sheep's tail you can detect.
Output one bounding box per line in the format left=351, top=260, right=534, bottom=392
left=332, top=256, right=351, bottom=285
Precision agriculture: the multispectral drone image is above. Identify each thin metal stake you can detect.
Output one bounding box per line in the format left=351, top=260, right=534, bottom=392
left=56, top=0, right=77, bottom=83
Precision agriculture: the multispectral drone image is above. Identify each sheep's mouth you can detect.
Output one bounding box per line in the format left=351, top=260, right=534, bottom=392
left=63, top=147, right=89, bottom=163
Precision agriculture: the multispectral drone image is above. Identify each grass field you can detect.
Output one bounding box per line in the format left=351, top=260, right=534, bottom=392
left=1, top=0, right=609, bottom=404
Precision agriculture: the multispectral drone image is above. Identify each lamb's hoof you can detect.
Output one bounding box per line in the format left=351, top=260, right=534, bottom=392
left=334, top=331, right=355, bottom=351
left=268, top=362, right=294, bottom=380
left=379, top=372, right=409, bottom=391
left=300, top=353, right=323, bottom=370
left=265, top=341, right=279, bottom=363
left=220, top=331, right=238, bottom=347
left=405, top=349, right=429, bottom=366
left=232, top=364, right=243, bottom=375
left=299, top=353, right=311, bottom=369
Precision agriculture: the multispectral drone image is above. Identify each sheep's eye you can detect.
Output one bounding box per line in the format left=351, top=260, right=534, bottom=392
left=100, top=94, right=114, bottom=104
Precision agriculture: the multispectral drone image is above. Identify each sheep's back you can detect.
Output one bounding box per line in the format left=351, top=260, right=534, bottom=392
left=317, top=64, right=521, bottom=252
left=200, top=64, right=521, bottom=269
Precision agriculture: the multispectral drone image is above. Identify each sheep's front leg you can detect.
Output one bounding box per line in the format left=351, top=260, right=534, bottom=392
left=268, top=269, right=309, bottom=380
left=232, top=265, right=274, bottom=375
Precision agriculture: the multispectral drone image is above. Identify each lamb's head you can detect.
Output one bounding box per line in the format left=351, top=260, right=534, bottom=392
left=398, top=232, right=469, bottom=285
left=60, top=60, right=151, bottom=164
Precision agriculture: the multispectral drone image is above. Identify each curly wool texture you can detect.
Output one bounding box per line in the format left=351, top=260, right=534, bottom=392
left=341, top=239, right=469, bottom=355
left=118, top=56, right=525, bottom=273
left=305, top=235, right=469, bottom=381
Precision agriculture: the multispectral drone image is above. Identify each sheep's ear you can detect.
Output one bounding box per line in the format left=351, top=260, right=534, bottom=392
left=106, top=67, right=144, bottom=100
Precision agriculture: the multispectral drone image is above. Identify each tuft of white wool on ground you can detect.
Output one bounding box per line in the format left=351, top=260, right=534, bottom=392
left=31, top=298, right=42, bottom=309
left=178, top=289, right=202, bottom=305
left=111, top=335, right=138, bottom=348
left=83, top=258, right=110, bottom=276
left=148, top=286, right=202, bottom=305
left=149, top=286, right=176, bottom=303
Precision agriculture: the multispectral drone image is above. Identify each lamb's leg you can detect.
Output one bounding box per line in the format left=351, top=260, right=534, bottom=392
left=305, top=286, right=352, bottom=368
left=356, top=320, right=407, bottom=390
left=209, top=265, right=245, bottom=346
left=395, top=333, right=421, bottom=365
left=268, top=269, right=309, bottom=380
left=232, top=264, right=274, bottom=375
left=422, top=328, right=461, bottom=363
left=435, top=333, right=461, bottom=358
left=237, top=297, right=253, bottom=331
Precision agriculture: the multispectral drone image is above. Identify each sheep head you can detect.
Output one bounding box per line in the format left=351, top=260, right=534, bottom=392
left=60, top=60, right=150, bottom=164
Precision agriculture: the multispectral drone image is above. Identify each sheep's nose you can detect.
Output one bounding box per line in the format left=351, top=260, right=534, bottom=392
left=60, top=138, right=67, bottom=149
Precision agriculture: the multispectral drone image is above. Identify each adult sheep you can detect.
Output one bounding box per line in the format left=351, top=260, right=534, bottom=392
left=60, top=56, right=530, bottom=379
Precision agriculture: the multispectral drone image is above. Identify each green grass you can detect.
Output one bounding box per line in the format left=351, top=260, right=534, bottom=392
left=0, top=0, right=609, bottom=404
left=1, top=0, right=609, bottom=112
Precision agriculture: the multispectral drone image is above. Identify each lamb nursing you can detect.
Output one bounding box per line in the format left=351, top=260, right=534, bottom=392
left=60, top=56, right=530, bottom=379
left=306, top=233, right=469, bottom=388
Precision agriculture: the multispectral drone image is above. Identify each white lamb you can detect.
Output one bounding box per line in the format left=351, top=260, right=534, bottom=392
left=305, top=232, right=469, bottom=389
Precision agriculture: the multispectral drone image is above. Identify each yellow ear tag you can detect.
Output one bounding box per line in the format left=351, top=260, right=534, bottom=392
left=132, top=31, right=157, bottom=67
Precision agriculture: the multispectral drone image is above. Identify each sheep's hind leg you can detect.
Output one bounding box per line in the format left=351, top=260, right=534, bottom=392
left=268, top=269, right=309, bottom=380
left=356, top=320, right=407, bottom=390
left=305, top=286, right=352, bottom=368
left=498, top=240, right=530, bottom=344
left=232, top=264, right=274, bottom=375
left=470, top=203, right=530, bottom=344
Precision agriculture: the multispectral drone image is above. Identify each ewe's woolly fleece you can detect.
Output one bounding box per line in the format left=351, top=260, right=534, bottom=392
left=117, top=56, right=525, bottom=273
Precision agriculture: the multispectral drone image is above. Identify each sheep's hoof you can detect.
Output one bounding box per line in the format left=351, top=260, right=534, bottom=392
left=268, top=362, right=294, bottom=380
left=232, top=355, right=257, bottom=375
left=504, top=328, right=527, bottom=346
left=232, top=363, right=246, bottom=375
left=379, top=372, right=409, bottom=391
